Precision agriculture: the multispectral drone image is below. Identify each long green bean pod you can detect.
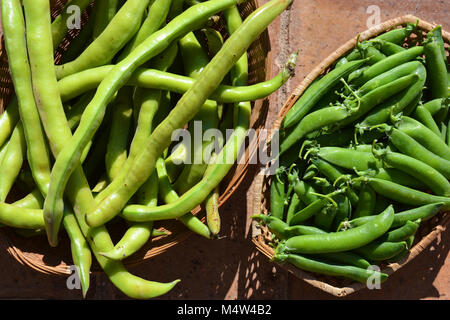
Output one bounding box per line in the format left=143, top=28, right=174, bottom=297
left=48, top=0, right=247, bottom=232
left=24, top=0, right=179, bottom=299
left=89, top=0, right=293, bottom=227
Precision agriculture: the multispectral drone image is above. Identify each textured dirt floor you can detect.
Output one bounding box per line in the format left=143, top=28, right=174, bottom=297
left=0, top=0, right=448, bottom=300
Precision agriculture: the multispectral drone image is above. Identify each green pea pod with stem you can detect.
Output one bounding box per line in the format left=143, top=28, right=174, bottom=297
left=339, top=73, right=419, bottom=127
left=358, top=62, right=426, bottom=127
left=48, top=0, right=244, bottom=236
left=252, top=213, right=372, bottom=269
left=289, top=189, right=345, bottom=226
left=55, top=0, right=150, bottom=79
left=331, top=193, right=352, bottom=231
left=24, top=0, right=179, bottom=298
left=90, top=0, right=293, bottom=227
left=395, top=116, right=450, bottom=161
left=375, top=40, right=406, bottom=56
left=376, top=124, right=450, bottom=179
left=282, top=59, right=366, bottom=129
left=286, top=193, right=303, bottom=225
left=413, top=104, right=443, bottom=138
left=335, top=39, right=384, bottom=68
left=339, top=203, right=443, bottom=231
left=424, top=26, right=448, bottom=99
left=375, top=23, right=417, bottom=44
left=350, top=46, right=424, bottom=86
left=309, top=157, right=359, bottom=206
left=356, top=176, right=450, bottom=210
left=282, top=205, right=394, bottom=254
left=280, top=104, right=353, bottom=156
left=372, top=142, right=450, bottom=196
left=273, top=252, right=387, bottom=284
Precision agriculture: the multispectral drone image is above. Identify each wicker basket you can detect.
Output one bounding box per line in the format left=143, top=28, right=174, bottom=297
left=252, top=15, right=450, bottom=297
left=0, top=0, right=271, bottom=275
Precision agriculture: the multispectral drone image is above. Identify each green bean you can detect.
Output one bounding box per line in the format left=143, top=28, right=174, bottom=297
left=0, top=202, right=45, bottom=229
left=118, top=0, right=172, bottom=61
left=12, top=189, right=45, bottom=209
left=66, top=92, right=95, bottom=131
left=57, top=63, right=293, bottom=104
left=0, top=98, right=20, bottom=152
left=60, top=13, right=95, bottom=64
left=49, top=0, right=243, bottom=236
left=90, top=0, right=292, bottom=227
left=92, top=0, right=120, bottom=40
left=282, top=59, right=366, bottom=129
left=2, top=0, right=52, bottom=197
left=0, top=124, right=26, bottom=202
left=202, top=27, right=225, bottom=57
left=24, top=0, right=179, bottom=298
left=282, top=205, right=394, bottom=254
left=105, top=89, right=133, bottom=181
left=63, top=210, right=92, bottom=298
left=55, top=0, right=150, bottom=79
left=205, top=186, right=221, bottom=237
left=274, top=253, right=388, bottom=284
left=51, top=0, right=93, bottom=48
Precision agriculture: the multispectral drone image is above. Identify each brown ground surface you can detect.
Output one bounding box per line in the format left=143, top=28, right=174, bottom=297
left=0, top=0, right=448, bottom=300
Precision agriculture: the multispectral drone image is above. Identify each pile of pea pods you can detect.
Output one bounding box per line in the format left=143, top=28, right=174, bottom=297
left=253, top=22, right=450, bottom=284
left=0, top=0, right=296, bottom=298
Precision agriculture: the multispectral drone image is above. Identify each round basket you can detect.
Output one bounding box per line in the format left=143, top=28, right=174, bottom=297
left=252, top=15, right=450, bottom=297
left=0, top=0, right=271, bottom=275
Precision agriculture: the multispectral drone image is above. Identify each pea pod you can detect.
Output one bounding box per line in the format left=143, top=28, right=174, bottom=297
left=353, top=183, right=376, bottom=218
left=358, top=176, right=450, bottom=210
left=424, top=26, right=448, bottom=99
left=413, top=104, right=443, bottom=138
left=422, top=98, right=450, bottom=116
left=396, top=116, right=450, bottom=161
left=372, top=145, right=450, bottom=196
left=350, top=46, right=424, bottom=86
left=273, top=253, right=387, bottom=284
left=355, top=241, right=408, bottom=261
left=281, top=205, right=394, bottom=254
left=282, top=59, right=366, bottom=129
left=339, top=203, right=443, bottom=231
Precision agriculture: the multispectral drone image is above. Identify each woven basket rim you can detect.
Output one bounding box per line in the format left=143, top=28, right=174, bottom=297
left=252, top=14, right=450, bottom=297
left=0, top=0, right=271, bottom=276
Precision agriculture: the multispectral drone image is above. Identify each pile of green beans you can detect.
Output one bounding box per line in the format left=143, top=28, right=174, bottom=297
left=254, top=23, right=450, bottom=285
left=0, top=0, right=294, bottom=298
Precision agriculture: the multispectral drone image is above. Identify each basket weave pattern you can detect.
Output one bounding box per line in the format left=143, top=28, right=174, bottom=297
left=252, top=15, right=450, bottom=297
left=0, top=0, right=271, bottom=275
